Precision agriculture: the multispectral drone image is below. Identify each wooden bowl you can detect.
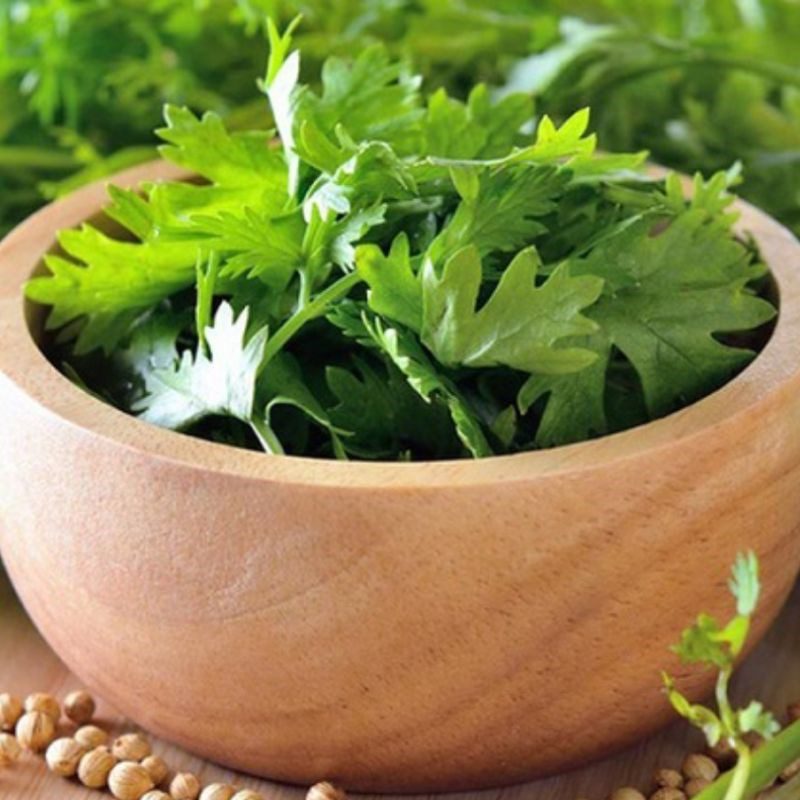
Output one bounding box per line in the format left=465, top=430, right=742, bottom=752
left=1, top=162, right=800, bottom=793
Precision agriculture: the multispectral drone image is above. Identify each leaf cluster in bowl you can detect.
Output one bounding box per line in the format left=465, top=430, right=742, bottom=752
left=26, top=22, right=777, bottom=461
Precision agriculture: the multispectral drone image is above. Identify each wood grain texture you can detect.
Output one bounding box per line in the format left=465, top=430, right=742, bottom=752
left=1, top=163, right=800, bottom=791
left=0, top=573, right=798, bottom=800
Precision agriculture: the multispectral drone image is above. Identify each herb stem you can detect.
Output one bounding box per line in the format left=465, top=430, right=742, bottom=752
left=725, top=743, right=751, bottom=800
left=250, top=417, right=285, bottom=454
left=259, top=270, right=361, bottom=370
left=696, top=720, right=800, bottom=800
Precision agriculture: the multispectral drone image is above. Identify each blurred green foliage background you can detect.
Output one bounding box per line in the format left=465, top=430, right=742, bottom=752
left=1, top=0, right=798, bottom=235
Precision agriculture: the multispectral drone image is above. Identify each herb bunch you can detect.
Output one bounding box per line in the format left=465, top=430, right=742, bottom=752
left=3, top=2, right=798, bottom=242
left=0, top=0, right=269, bottom=234
left=26, top=22, right=777, bottom=461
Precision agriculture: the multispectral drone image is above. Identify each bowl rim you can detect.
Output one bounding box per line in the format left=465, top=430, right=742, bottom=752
left=1, top=160, right=800, bottom=489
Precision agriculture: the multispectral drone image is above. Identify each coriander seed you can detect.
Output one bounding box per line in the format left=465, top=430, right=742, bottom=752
left=781, top=758, right=800, bottom=781
left=46, top=736, right=87, bottom=776
left=705, top=738, right=736, bottom=768
left=142, top=754, right=170, bottom=786
left=170, top=771, right=201, bottom=800
left=0, top=694, right=23, bottom=731
left=654, top=769, right=683, bottom=789
left=307, top=782, right=347, bottom=800
left=16, top=710, right=56, bottom=751
left=610, top=790, right=646, bottom=800
left=109, top=761, right=155, bottom=800
left=0, top=732, right=22, bottom=765
left=79, top=746, right=118, bottom=788
left=200, top=785, right=236, bottom=800
left=231, top=791, right=263, bottom=800
left=65, top=690, right=96, bottom=724
left=682, top=753, right=718, bottom=782
left=113, top=732, right=152, bottom=761
left=24, top=692, right=60, bottom=722
left=142, top=793, right=172, bottom=800
left=76, top=724, right=109, bottom=749
left=685, top=779, right=710, bottom=798
left=650, top=789, right=686, bottom=800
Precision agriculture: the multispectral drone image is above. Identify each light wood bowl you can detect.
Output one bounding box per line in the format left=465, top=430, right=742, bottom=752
left=1, top=162, right=800, bottom=793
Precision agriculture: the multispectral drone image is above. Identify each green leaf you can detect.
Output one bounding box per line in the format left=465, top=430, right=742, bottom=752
left=191, top=208, right=304, bottom=290
left=517, top=333, right=611, bottom=446
left=335, top=310, right=492, bottom=458
left=663, top=674, right=724, bottom=746
left=326, top=358, right=460, bottom=459
left=730, top=551, right=761, bottom=618
left=356, top=233, right=423, bottom=332
left=158, top=106, right=287, bottom=202
left=134, top=302, right=268, bottom=430
left=422, top=85, right=533, bottom=160
left=738, top=701, right=780, bottom=740
left=257, top=352, right=346, bottom=458
left=428, top=163, right=570, bottom=263
left=422, top=245, right=603, bottom=375
left=673, top=613, right=733, bottom=669
left=570, top=211, right=777, bottom=417
left=25, top=225, right=198, bottom=354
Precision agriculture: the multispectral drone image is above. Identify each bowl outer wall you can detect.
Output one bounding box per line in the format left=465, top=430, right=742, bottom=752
left=0, top=162, right=800, bottom=791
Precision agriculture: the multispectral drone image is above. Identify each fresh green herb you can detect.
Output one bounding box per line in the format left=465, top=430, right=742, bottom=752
left=664, top=553, right=777, bottom=800
left=664, top=553, right=800, bottom=800
left=25, top=22, right=777, bottom=461
left=3, top=2, right=798, bottom=242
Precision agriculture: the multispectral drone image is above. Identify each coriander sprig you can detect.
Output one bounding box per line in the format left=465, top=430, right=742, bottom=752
left=664, top=553, right=781, bottom=800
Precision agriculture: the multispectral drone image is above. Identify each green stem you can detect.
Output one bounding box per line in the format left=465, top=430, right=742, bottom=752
left=696, top=721, right=800, bottom=800
left=297, top=267, right=312, bottom=309
left=250, top=417, right=284, bottom=455
left=716, top=668, right=736, bottom=732
left=259, top=271, right=361, bottom=370
left=725, top=744, right=751, bottom=800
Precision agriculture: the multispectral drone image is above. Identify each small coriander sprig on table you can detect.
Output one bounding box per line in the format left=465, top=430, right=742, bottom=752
left=663, top=552, right=798, bottom=800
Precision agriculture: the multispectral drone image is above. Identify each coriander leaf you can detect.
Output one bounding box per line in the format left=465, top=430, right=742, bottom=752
left=673, top=613, right=732, bottom=670
left=302, top=45, right=423, bottom=155
left=422, top=85, right=532, bottom=160
left=427, top=163, right=570, bottom=264
left=328, top=202, right=387, bottom=270
left=730, top=550, right=761, bottom=617
left=25, top=226, right=198, bottom=354
left=347, top=312, right=492, bottom=458
left=134, top=302, right=268, bottom=430
left=303, top=140, right=416, bottom=221
left=191, top=207, right=304, bottom=290
left=663, top=674, right=724, bottom=746
left=737, top=701, right=780, bottom=740
left=422, top=245, right=603, bottom=375
left=518, top=333, right=611, bottom=446
left=356, top=233, right=423, bottom=332
left=158, top=105, right=286, bottom=197
left=114, top=310, right=188, bottom=383
left=256, top=352, right=346, bottom=458
left=326, top=357, right=460, bottom=460
left=571, top=211, right=777, bottom=417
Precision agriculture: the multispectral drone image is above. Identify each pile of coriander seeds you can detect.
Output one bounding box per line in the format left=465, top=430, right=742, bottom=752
left=603, top=701, right=800, bottom=800
left=0, top=688, right=346, bottom=800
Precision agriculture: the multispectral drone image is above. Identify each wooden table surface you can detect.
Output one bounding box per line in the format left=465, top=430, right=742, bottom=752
left=1, top=569, right=798, bottom=800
